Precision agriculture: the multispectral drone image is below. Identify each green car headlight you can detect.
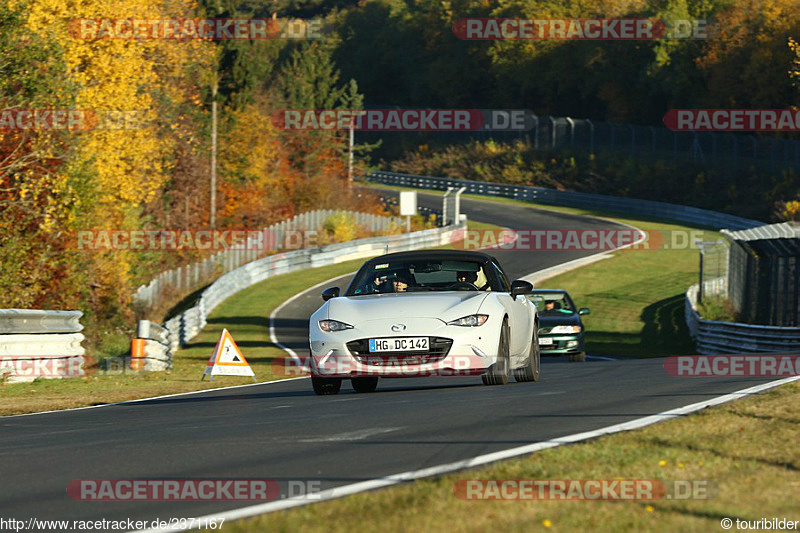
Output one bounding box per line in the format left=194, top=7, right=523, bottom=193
left=549, top=325, right=582, bottom=334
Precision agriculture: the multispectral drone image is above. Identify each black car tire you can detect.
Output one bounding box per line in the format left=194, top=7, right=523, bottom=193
left=351, top=377, right=379, bottom=393
left=312, top=376, right=342, bottom=395
left=482, top=318, right=510, bottom=385
left=514, top=326, right=541, bottom=382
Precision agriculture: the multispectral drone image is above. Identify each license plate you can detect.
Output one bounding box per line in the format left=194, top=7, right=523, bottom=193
left=369, top=337, right=429, bottom=352
left=538, top=337, right=554, bottom=346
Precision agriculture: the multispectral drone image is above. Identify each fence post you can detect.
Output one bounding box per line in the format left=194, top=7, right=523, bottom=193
left=711, top=133, right=717, bottom=166
left=673, top=130, right=677, bottom=159
left=566, top=117, right=575, bottom=147
left=650, top=126, right=656, bottom=155
left=587, top=119, right=593, bottom=154
left=629, top=124, right=635, bottom=157
left=610, top=123, right=615, bottom=151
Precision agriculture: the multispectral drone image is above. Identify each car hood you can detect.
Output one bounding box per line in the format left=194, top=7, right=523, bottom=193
left=328, top=292, right=489, bottom=324
left=539, top=313, right=581, bottom=327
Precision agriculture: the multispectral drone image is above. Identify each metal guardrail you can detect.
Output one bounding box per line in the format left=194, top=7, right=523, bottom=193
left=685, top=283, right=800, bottom=354
left=365, top=171, right=763, bottom=230
left=151, top=220, right=467, bottom=363
left=0, top=309, right=84, bottom=334
left=0, top=333, right=85, bottom=356
left=0, top=310, right=86, bottom=383
left=134, top=210, right=403, bottom=309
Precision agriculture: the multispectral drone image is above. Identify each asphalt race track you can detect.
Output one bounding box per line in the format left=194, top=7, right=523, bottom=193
left=0, top=192, right=782, bottom=528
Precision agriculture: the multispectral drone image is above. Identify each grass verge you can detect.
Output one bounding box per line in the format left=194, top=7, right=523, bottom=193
left=536, top=220, right=711, bottom=358
left=227, top=380, right=800, bottom=532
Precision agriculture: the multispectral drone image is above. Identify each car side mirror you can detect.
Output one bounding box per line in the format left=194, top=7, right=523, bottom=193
left=510, top=280, right=533, bottom=298
left=579, top=307, right=591, bottom=315
left=322, top=287, right=340, bottom=301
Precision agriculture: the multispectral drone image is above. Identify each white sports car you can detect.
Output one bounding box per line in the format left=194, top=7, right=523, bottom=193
left=308, top=250, right=541, bottom=395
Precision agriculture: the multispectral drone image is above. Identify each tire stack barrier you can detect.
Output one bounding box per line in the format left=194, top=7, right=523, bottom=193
left=130, top=320, right=172, bottom=371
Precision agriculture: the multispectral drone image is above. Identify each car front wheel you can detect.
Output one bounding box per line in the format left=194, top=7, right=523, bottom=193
left=351, top=377, right=379, bottom=393
left=514, top=327, right=540, bottom=382
left=482, top=318, right=510, bottom=386
left=312, top=376, right=342, bottom=395
left=569, top=352, right=586, bottom=363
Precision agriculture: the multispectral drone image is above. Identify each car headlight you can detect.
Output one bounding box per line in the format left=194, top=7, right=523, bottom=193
left=549, top=325, right=581, bottom=334
left=447, top=314, right=489, bottom=327
left=319, top=320, right=354, bottom=332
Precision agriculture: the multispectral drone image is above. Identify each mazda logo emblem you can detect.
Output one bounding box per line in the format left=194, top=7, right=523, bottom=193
left=391, top=324, right=407, bottom=332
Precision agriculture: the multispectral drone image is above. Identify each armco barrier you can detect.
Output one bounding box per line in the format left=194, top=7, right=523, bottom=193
left=134, top=209, right=403, bottom=310
left=685, top=283, right=800, bottom=354
left=364, top=171, right=763, bottom=230
left=0, top=310, right=86, bottom=383
left=149, top=220, right=467, bottom=366
left=0, top=309, right=84, bottom=334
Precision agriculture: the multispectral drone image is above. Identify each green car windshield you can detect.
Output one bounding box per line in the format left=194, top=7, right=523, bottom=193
left=529, top=293, right=576, bottom=315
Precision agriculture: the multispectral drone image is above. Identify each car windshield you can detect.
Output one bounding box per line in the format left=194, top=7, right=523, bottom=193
left=529, top=292, right=576, bottom=315
left=347, top=258, right=495, bottom=295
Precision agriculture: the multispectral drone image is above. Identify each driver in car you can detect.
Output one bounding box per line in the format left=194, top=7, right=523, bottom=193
left=543, top=300, right=571, bottom=315
left=457, top=271, right=478, bottom=284
left=456, top=270, right=489, bottom=291
left=392, top=272, right=412, bottom=292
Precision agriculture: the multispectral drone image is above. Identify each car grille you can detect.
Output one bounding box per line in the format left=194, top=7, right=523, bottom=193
left=347, top=337, right=453, bottom=365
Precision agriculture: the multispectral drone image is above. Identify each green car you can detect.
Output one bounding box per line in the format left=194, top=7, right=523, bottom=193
left=528, top=289, right=590, bottom=362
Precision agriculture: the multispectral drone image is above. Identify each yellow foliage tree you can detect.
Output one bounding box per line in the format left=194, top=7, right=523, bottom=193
left=17, top=0, right=214, bottom=213
left=7, top=0, right=214, bottom=318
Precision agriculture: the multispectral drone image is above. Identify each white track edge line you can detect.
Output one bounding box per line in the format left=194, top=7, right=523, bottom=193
left=132, top=375, right=800, bottom=533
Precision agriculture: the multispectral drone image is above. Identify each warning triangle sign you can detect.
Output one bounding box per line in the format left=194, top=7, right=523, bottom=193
left=202, top=329, right=256, bottom=381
